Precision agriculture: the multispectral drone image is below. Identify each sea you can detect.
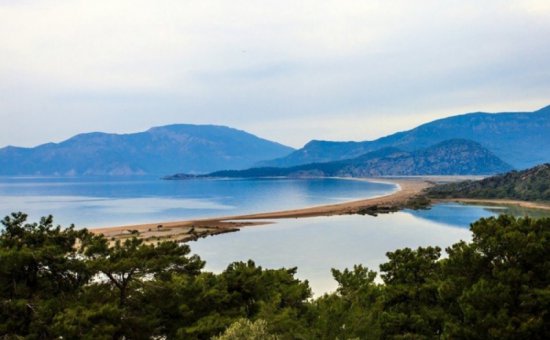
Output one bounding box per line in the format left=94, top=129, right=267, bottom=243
left=1, top=176, right=546, bottom=295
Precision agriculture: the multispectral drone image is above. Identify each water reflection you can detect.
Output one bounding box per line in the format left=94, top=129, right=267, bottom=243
left=192, top=203, right=550, bottom=296
left=407, top=202, right=550, bottom=228
left=0, top=177, right=395, bottom=227
left=192, top=212, right=474, bottom=296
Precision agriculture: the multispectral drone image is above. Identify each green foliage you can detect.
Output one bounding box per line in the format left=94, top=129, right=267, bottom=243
left=312, top=215, right=550, bottom=339
left=212, top=318, right=279, bottom=340
left=403, top=195, right=431, bottom=210
left=312, top=265, right=382, bottom=339
left=440, top=215, right=550, bottom=338
left=50, top=302, right=123, bottom=339
left=83, top=235, right=204, bottom=306
left=0, top=212, right=91, bottom=338
left=1, top=212, right=549, bottom=339
left=172, top=260, right=313, bottom=339
left=379, top=246, right=444, bottom=339
left=426, top=163, right=550, bottom=201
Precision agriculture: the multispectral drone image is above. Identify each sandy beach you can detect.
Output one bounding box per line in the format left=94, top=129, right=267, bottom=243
left=91, top=176, right=550, bottom=244
left=91, top=178, right=432, bottom=243
left=435, top=198, right=550, bottom=211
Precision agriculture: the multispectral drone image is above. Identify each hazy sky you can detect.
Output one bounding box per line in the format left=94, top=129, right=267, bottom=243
left=1, top=0, right=549, bottom=148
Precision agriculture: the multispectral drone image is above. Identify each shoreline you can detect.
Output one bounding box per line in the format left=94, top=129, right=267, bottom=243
left=435, top=198, right=550, bottom=211
left=91, top=176, right=550, bottom=244
left=91, top=178, right=431, bottom=243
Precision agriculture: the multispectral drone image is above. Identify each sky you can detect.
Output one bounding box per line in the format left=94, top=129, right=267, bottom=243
left=1, top=0, right=549, bottom=149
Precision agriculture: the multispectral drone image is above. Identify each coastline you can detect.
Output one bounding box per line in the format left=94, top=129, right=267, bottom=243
left=91, top=178, right=432, bottom=243
left=435, top=198, right=550, bottom=211
left=92, top=176, right=550, bottom=244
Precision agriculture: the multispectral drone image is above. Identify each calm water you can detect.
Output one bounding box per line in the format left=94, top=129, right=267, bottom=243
left=192, top=203, right=548, bottom=296
left=1, top=176, right=546, bottom=296
left=0, top=176, right=395, bottom=227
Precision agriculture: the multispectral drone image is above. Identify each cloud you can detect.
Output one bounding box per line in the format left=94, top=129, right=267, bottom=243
left=1, top=0, right=549, bottom=148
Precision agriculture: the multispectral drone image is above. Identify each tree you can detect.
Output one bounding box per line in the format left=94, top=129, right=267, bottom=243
left=0, top=212, right=91, bottom=338
left=440, top=215, right=550, bottom=338
left=212, top=318, right=279, bottom=340
left=3, top=212, right=549, bottom=339
left=175, top=260, right=313, bottom=339
left=313, top=265, right=382, bottom=339
left=83, top=236, right=204, bottom=307
left=60, top=235, right=206, bottom=338
left=379, top=246, right=444, bottom=339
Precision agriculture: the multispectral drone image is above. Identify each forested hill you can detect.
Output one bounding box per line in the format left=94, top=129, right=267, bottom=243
left=167, top=139, right=512, bottom=179
left=260, top=105, right=550, bottom=169
left=0, top=125, right=294, bottom=176
left=426, top=163, right=550, bottom=201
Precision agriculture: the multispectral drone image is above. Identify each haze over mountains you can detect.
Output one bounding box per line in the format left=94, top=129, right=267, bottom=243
left=1, top=105, right=548, bottom=177
left=0, top=125, right=294, bottom=176
left=259, top=105, right=550, bottom=169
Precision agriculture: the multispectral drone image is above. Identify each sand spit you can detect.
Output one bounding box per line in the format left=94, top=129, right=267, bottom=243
left=91, top=176, right=550, bottom=244
left=91, top=178, right=433, bottom=244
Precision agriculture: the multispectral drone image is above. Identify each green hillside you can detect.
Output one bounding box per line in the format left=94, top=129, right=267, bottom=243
left=167, top=139, right=512, bottom=179
left=426, top=163, right=550, bottom=201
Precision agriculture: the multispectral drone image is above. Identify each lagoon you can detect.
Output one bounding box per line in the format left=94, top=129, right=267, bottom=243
left=192, top=201, right=549, bottom=296
left=190, top=203, right=514, bottom=295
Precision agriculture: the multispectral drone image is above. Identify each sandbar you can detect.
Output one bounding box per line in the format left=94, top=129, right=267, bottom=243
left=90, top=177, right=550, bottom=244
left=91, top=178, right=432, bottom=243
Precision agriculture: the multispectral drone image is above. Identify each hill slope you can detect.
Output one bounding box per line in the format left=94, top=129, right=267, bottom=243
left=426, top=163, right=550, bottom=201
left=0, top=125, right=294, bottom=176
left=260, top=105, right=550, bottom=169
left=167, top=139, right=512, bottom=179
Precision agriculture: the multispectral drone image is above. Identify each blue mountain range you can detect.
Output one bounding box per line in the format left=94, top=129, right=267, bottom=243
left=259, top=105, right=550, bottom=169
left=1, top=105, right=548, bottom=176
left=167, top=139, right=512, bottom=179
left=0, top=125, right=294, bottom=176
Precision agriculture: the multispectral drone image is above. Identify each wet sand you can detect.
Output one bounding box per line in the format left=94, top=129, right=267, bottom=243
left=231, top=178, right=431, bottom=219
left=436, top=198, right=550, bottom=211
left=91, top=178, right=432, bottom=243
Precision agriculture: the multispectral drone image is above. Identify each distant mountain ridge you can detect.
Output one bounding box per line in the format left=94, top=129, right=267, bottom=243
left=2, top=104, right=547, bottom=177
left=0, top=125, right=294, bottom=176
left=167, top=139, right=512, bottom=179
left=426, top=163, right=550, bottom=201
left=259, top=105, right=550, bottom=169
